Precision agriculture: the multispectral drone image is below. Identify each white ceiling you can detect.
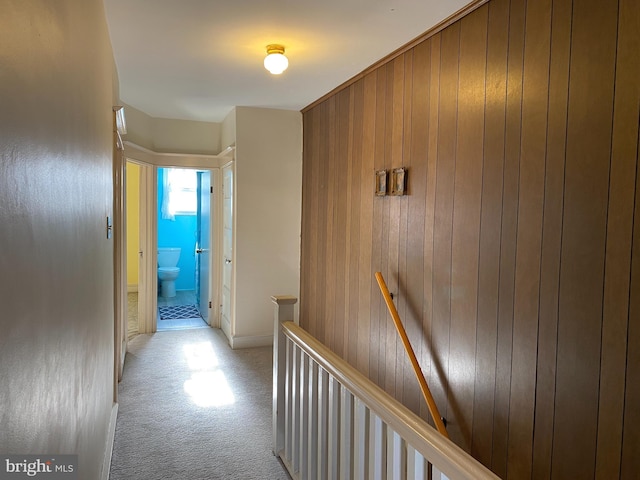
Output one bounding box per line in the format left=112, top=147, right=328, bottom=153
left=104, top=0, right=470, bottom=123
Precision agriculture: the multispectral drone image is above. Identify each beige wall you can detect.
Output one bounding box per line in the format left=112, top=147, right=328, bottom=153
left=123, top=103, right=222, bottom=154
left=126, top=162, right=140, bottom=287
left=0, top=1, right=117, bottom=478
left=221, top=107, right=236, bottom=150
left=124, top=104, right=301, bottom=346
left=234, top=107, right=302, bottom=341
left=120, top=104, right=154, bottom=149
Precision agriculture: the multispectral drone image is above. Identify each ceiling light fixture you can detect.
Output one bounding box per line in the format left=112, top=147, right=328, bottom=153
left=264, top=44, right=288, bottom=75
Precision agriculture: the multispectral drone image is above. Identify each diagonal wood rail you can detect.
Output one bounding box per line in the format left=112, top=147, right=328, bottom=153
left=375, top=272, right=449, bottom=438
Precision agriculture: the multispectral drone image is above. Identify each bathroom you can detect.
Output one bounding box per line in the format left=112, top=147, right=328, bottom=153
left=156, top=167, right=210, bottom=331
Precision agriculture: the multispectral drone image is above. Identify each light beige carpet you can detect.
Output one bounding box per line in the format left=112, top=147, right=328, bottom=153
left=109, top=327, right=290, bottom=480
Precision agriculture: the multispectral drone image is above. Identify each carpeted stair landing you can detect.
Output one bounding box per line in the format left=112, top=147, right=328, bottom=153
left=109, top=328, right=290, bottom=480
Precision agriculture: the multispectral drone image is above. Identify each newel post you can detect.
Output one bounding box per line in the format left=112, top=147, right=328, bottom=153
left=272, top=295, right=297, bottom=456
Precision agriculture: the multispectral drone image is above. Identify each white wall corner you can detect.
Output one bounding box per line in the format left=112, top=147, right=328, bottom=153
left=221, top=107, right=237, bottom=150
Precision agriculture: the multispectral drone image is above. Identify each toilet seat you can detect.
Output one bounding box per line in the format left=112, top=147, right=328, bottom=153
left=158, top=267, right=179, bottom=274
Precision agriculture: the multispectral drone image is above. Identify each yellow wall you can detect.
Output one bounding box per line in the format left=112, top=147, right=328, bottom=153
left=126, top=162, right=140, bottom=287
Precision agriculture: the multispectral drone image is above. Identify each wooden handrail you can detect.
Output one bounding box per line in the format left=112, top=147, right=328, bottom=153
left=375, top=272, right=449, bottom=438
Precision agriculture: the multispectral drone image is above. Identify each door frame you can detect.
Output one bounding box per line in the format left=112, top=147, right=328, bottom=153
left=112, top=107, right=127, bottom=399
left=220, top=160, right=235, bottom=341
left=137, top=160, right=155, bottom=334
left=118, top=142, right=232, bottom=333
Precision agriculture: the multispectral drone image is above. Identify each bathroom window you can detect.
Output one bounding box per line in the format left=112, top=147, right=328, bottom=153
left=161, top=168, right=197, bottom=219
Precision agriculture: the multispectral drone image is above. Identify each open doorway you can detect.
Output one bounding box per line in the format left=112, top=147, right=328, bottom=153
left=120, top=142, right=227, bottom=335
left=156, top=167, right=212, bottom=331
left=125, top=160, right=141, bottom=340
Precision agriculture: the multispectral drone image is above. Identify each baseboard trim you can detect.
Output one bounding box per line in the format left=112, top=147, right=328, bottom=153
left=229, top=334, right=273, bottom=349
left=221, top=318, right=231, bottom=343
left=101, top=402, right=118, bottom=480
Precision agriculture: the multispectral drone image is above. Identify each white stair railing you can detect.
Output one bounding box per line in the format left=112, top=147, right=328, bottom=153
left=272, top=296, right=500, bottom=480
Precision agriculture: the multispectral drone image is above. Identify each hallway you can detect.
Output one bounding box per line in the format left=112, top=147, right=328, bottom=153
left=109, top=328, right=290, bottom=479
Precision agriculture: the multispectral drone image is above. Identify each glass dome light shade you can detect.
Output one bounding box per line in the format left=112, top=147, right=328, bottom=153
left=264, top=45, right=288, bottom=75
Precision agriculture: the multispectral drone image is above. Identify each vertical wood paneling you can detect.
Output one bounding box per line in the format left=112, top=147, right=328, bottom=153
left=448, top=7, right=487, bottom=450
left=398, top=54, right=412, bottom=408
left=385, top=56, right=403, bottom=399
left=432, top=22, right=460, bottom=431
left=492, top=0, right=524, bottom=475
left=300, top=110, right=311, bottom=331
left=299, top=0, right=639, bottom=477
left=322, top=98, right=336, bottom=348
left=471, top=0, right=509, bottom=466
left=421, top=35, right=440, bottom=425
left=622, top=133, right=640, bottom=477
left=347, top=80, right=364, bottom=367
left=333, top=89, right=350, bottom=357
left=314, top=101, right=329, bottom=342
left=531, top=0, right=572, bottom=477
left=369, top=67, right=387, bottom=386
left=507, top=0, right=551, bottom=476
left=357, top=73, right=377, bottom=376
left=405, top=42, right=429, bottom=417
left=552, top=0, right=618, bottom=477
left=306, top=108, right=320, bottom=337
left=342, top=86, right=354, bottom=362
left=400, top=51, right=423, bottom=414
left=596, top=0, right=640, bottom=476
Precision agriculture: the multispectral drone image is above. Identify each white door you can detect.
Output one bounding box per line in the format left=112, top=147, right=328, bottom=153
left=221, top=163, right=234, bottom=339
left=196, top=171, right=211, bottom=324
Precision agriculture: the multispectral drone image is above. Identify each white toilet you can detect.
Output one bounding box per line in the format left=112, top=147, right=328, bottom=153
left=158, top=248, right=181, bottom=298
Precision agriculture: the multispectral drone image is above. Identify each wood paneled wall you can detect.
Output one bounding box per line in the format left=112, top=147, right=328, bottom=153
left=299, top=0, right=640, bottom=477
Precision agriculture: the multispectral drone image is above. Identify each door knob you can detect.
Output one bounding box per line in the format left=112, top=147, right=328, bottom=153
left=225, top=258, right=232, bottom=264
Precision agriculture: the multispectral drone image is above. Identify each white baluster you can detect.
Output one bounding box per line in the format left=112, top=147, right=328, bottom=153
left=353, top=398, right=370, bottom=479
left=327, top=375, right=340, bottom=480
left=307, top=359, right=318, bottom=479
left=339, top=389, right=354, bottom=480
left=369, top=413, right=386, bottom=480
left=299, top=352, right=309, bottom=478
left=285, top=338, right=292, bottom=463
left=386, top=428, right=406, bottom=480
left=292, top=344, right=300, bottom=473
left=432, top=465, right=450, bottom=480
left=317, top=368, right=329, bottom=480
left=406, top=446, right=427, bottom=480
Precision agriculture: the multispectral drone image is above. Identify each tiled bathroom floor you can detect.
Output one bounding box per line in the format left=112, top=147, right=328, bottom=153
left=128, top=290, right=208, bottom=334
left=157, top=290, right=198, bottom=307
left=156, top=290, right=208, bottom=331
